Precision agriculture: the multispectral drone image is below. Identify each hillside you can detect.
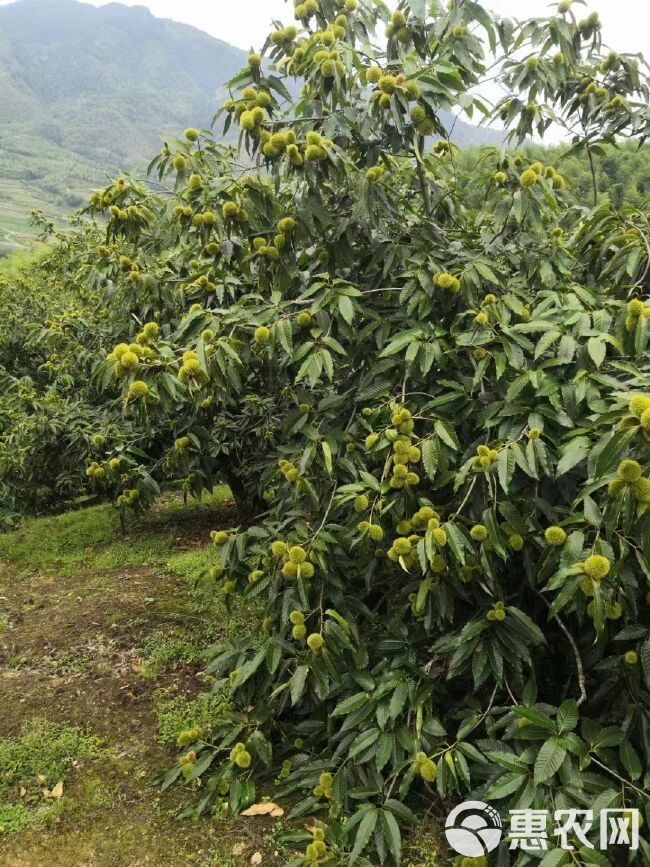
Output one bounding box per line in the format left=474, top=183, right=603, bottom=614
left=0, top=0, right=247, bottom=250
left=0, top=0, right=247, bottom=163
left=0, top=0, right=504, bottom=251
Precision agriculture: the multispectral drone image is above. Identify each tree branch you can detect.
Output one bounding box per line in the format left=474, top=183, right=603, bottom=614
left=414, top=135, right=432, bottom=218
left=586, top=144, right=598, bottom=208
left=536, top=591, right=587, bottom=706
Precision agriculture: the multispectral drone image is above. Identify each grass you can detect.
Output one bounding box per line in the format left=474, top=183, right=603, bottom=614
left=0, top=487, right=271, bottom=864
left=0, top=485, right=232, bottom=577
left=153, top=691, right=228, bottom=746
left=140, top=630, right=204, bottom=680
left=163, top=543, right=259, bottom=638
left=0, top=503, right=130, bottom=575
left=0, top=719, right=103, bottom=836
left=0, top=803, right=31, bottom=835
left=0, top=718, right=102, bottom=805
left=166, top=546, right=213, bottom=581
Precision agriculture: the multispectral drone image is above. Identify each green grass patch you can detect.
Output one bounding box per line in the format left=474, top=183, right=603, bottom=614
left=153, top=690, right=228, bottom=745
left=166, top=547, right=213, bottom=583
left=165, top=544, right=260, bottom=637
left=145, top=485, right=234, bottom=526
left=0, top=502, right=177, bottom=576
left=0, top=719, right=103, bottom=834
left=0, top=719, right=102, bottom=796
left=0, top=504, right=122, bottom=574
left=0, top=488, right=234, bottom=577
left=0, top=803, right=31, bottom=835
left=141, top=630, right=204, bottom=679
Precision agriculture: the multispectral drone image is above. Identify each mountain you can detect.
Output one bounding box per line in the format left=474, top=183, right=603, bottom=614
left=0, top=0, right=246, bottom=165
left=0, top=0, right=504, bottom=252
left=0, top=0, right=247, bottom=250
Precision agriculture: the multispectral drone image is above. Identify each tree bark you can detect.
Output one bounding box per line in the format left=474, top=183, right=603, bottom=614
left=220, top=467, right=262, bottom=523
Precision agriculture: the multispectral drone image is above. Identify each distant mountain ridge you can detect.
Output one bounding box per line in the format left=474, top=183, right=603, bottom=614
left=0, top=0, right=504, bottom=250
left=0, top=0, right=246, bottom=166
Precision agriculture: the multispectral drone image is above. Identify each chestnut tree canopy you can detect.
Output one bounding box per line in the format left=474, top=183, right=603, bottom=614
left=1, top=0, right=650, bottom=863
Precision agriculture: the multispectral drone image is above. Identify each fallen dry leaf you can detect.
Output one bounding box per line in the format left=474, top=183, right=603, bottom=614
left=250, top=853, right=263, bottom=867
left=241, top=802, right=284, bottom=818
left=44, top=780, right=64, bottom=799
left=36, top=774, right=47, bottom=785
left=232, top=843, right=247, bottom=857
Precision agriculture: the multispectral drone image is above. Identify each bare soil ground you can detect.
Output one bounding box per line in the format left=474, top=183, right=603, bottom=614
left=0, top=492, right=278, bottom=867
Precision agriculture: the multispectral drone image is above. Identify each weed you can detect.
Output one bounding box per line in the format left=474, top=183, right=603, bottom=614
left=0, top=720, right=103, bottom=838
left=0, top=802, right=31, bottom=835
left=153, top=691, right=227, bottom=745
left=141, top=630, right=203, bottom=678
left=0, top=719, right=102, bottom=798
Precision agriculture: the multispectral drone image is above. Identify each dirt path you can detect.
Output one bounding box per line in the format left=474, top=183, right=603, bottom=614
left=0, top=494, right=276, bottom=867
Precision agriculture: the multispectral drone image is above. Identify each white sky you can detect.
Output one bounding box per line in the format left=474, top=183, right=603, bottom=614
left=1, top=0, right=648, bottom=58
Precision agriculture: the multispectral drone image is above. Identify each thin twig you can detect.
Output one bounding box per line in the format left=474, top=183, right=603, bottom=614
left=589, top=755, right=650, bottom=800
left=309, top=483, right=338, bottom=542
left=414, top=135, right=432, bottom=218
left=505, top=678, right=520, bottom=706
left=585, top=144, right=598, bottom=208
left=449, top=476, right=478, bottom=523
left=623, top=220, right=650, bottom=294
left=536, top=591, right=587, bottom=706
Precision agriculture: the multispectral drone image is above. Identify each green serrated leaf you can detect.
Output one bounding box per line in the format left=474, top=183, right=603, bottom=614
left=534, top=738, right=566, bottom=784
left=421, top=438, right=439, bottom=482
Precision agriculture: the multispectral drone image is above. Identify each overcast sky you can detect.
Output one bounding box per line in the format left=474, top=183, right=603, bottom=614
left=0, top=0, right=647, bottom=58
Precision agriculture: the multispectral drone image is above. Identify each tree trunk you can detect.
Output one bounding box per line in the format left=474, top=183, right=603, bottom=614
left=220, top=468, right=262, bottom=523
